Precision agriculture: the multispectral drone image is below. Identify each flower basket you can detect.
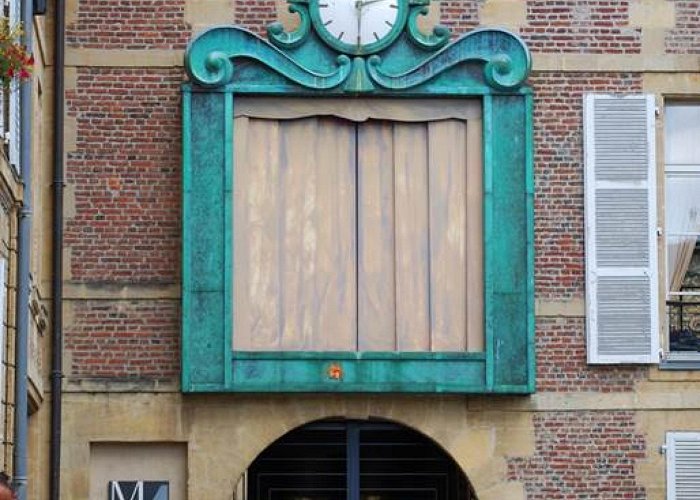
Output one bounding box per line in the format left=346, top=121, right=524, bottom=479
left=0, top=17, right=32, bottom=85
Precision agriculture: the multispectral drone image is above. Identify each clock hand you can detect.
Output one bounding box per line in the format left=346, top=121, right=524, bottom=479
left=357, top=0, right=388, bottom=7
left=356, top=0, right=362, bottom=46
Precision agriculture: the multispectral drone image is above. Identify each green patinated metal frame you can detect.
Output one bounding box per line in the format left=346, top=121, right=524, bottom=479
left=181, top=0, right=534, bottom=393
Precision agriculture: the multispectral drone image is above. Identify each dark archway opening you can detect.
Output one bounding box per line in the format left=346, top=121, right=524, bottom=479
left=244, top=419, right=477, bottom=500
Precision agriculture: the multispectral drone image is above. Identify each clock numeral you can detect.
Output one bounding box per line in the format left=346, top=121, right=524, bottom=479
left=323, top=19, right=334, bottom=26
left=389, top=3, right=398, bottom=8
left=373, top=31, right=380, bottom=41
left=318, top=2, right=328, bottom=6
left=385, top=20, right=394, bottom=28
left=338, top=31, right=345, bottom=40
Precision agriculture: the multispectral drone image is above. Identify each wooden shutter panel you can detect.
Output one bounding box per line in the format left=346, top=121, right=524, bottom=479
left=584, top=94, right=658, bottom=364
left=667, top=432, right=700, bottom=500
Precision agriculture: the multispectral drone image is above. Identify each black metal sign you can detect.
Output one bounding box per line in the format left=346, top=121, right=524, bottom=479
left=108, top=481, right=169, bottom=500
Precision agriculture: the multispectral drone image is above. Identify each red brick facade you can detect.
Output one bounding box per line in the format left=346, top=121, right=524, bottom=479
left=522, top=0, right=641, bottom=53
left=62, top=1, right=699, bottom=496
left=532, top=71, right=643, bottom=300
left=439, top=0, right=481, bottom=33
left=536, top=317, right=647, bottom=392
left=508, top=411, right=646, bottom=499
left=234, top=0, right=278, bottom=36
left=65, top=68, right=182, bottom=284
left=66, top=300, right=179, bottom=379
left=66, top=0, right=190, bottom=49
left=666, top=1, right=700, bottom=53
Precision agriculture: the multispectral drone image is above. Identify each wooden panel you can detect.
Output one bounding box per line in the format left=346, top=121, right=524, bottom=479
left=233, top=116, right=280, bottom=351
left=307, top=118, right=357, bottom=350
left=358, top=117, right=483, bottom=353
left=428, top=120, right=468, bottom=351
left=358, top=122, right=397, bottom=351
left=393, top=123, right=431, bottom=351
left=233, top=116, right=357, bottom=351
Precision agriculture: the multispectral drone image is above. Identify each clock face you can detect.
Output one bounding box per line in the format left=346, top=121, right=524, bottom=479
left=317, top=0, right=401, bottom=51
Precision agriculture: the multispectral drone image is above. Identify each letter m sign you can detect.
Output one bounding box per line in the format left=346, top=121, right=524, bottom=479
left=109, top=481, right=169, bottom=500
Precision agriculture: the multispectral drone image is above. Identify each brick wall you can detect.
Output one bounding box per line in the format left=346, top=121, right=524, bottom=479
left=234, top=0, right=278, bottom=35
left=522, top=0, right=641, bottom=53
left=507, top=411, right=646, bottom=499
left=536, top=317, right=647, bottom=392
left=439, top=0, right=481, bottom=33
left=531, top=72, right=643, bottom=300
left=666, top=0, right=700, bottom=53
left=65, top=68, right=182, bottom=380
left=66, top=0, right=190, bottom=50
left=65, top=68, right=182, bottom=284
left=66, top=301, right=179, bottom=379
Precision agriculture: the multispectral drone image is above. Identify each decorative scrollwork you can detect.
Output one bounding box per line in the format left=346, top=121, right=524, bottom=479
left=483, top=54, right=521, bottom=92
left=366, top=28, right=531, bottom=92
left=201, top=51, right=234, bottom=88
left=185, top=26, right=352, bottom=89
left=406, top=3, right=450, bottom=51
left=267, top=0, right=312, bottom=49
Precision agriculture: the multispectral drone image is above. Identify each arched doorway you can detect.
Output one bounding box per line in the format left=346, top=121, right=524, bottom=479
left=241, top=419, right=477, bottom=500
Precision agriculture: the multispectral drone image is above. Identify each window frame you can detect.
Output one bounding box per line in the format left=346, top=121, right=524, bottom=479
left=660, top=100, right=700, bottom=368
left=181, top=25, right=534, bottom=393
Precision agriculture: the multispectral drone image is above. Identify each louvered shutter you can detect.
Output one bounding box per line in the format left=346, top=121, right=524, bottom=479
left=0, top=84, right=5, bottom=142
left=584, top=94, right=658, bottom=364
left=8, top=0, right=20, bottom=172
left=667, top=432, right=700, bottom=500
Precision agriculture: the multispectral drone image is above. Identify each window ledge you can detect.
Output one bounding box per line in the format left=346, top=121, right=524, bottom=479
left=660, top=352, right=700, bottom=370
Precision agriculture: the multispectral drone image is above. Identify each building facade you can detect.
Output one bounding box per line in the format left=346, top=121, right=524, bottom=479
left=27, top=0, right=700, bottom=498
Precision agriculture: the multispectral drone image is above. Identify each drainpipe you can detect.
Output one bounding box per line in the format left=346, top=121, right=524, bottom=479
left=13, top=0, right=33, bottom=496
left=49, top=0, right=65, bottom=498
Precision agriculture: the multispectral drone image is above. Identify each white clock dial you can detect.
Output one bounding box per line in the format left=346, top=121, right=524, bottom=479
left=318, top=0, right=360, bottom=45
left=318, top=0, right=400, bottom=47
left=358, top=0, right=399, bottom=45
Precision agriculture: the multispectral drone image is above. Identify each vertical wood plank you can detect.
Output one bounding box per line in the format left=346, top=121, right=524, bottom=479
left=233, top=117, right=281, bottom=351
left=466, top=118, right=484, bottom=352
left=235, top=117, right=357, bottom=351
left=307, top=117, right=357, bottom=350
left=357, top=121, right=397, bottom=351
left=394, top=123, right=431, bottom=351
left=428, top=120, right=468, bottom=351
left=278, top=118, right=316, bottom=350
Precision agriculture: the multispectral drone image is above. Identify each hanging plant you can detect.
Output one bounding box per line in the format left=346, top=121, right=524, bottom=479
left=0, top=17, right=33, bottom=84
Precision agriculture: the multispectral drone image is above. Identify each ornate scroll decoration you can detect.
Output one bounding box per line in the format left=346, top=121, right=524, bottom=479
left=184, top=3, right=531, bottom=93
left=185, top=26, right=351, bottom=89
left=406, top=2, right=450, bottom=51
left=267, top=0, right=311, bottom=49
left=367, top=28, right=531, bottom=92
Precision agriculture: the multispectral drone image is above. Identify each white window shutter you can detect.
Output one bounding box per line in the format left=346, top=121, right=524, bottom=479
left=0, top=86, right=5, bottom=141
left=667, top=432, right=700, bottom=500
left=584, top=94, right=658, bottom=364
left=8, top=79, right=19, bottom=171
left=8, top=0, right=20, bottom=172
